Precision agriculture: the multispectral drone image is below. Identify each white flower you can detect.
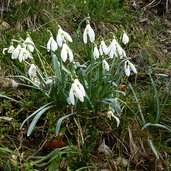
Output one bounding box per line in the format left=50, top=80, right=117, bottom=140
left=28, top=64, right=37, bottom=77
left=56, top=27, right=72, bottom=47
left=69, top=79, right=86, bottom=105
left=107, top=38, right=126, bottom=59
left=11, top=45, right=22, bottom=59
left=3, top=45, right=15, bottom=55
left=18, top=47, right=33, bottom=63
left=107, top=111, right=120, bottom=127
left=24, top=36, right=34, bottom=52
left=107, top=39, right=118, bottom=59
left=116, top=44, right=126, bottom=59
left=122, top=32, right=129, bottom=45
left=124, top=60, right=137, bottom=77
left=47, top=36, right=58, bottom=52
left=99, top=40, right=108, bottom=55
left=61, top=43, right=73, bottom=62
left=93, top=45, right=99, bottom=59
left=83, top=23, right=95, bottom=44
left=102, top=59, right=109, bottom=71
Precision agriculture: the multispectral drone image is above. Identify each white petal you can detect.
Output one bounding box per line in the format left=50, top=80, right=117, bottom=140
left=109, top=49, right=114, bottom=59
left=68, top=48, right=74, bottom=62
left=112, top=115, right=120, bottom=127
left=28, top=64, right=36, bottom=77
left=83, top=27, right=88, bottom=44
left=122, top=32, right=129, bottom=45
left=74, top=79, right=86, bottom=97
left=63, top=31, right=73, bottom=42
left=69, top=88, right=75, bottom=105
left=12, top=45, right=21, bottom=59
left=101, top=40, right=108, bottom=55
left=102, top=60, right=110, bottom=71
left=51, top=39, right=58, bottom=52
left=124, top=61, right=130, bottom=77
left=129, top=61, right=137, bottom=74
left=99, top=45, right=103, bottom=56
left=93, top=46, right=99, bottom=59
left=73, top=83, right=84, bottom=102
left=57, top=29, right=63, bottom=47
left=47, top=39, right=51, bottom=52
left=88, top=24, right=95, bottom=42
left=61, top=44, right=68, bottom=62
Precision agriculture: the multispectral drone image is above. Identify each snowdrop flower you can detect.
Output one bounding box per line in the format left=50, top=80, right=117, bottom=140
left=83, top=23, right=95, bottom=44
left=3, top=44, right=15, bottom=55
left=56, top=27, right=72, bottom=47
left=11, top=45, right=22, bottom=59
left=24, top=36, right=34, bottom=52
left=18, top=47, right=33, bottom=63
left=93, top=45, right=99, bottom=59
left=99, top=40, right=108, bottom=55
left=102, top=59, right=109, bottom=71
left=107, top=39, right=118, bottom=59
left=122, top=32, right=129, bottom=45
left=107, top=111, right=120, bottom=127
left=28, top=64, right=37, bottom=77
left=61, top=43, right=73, bottom=62
left=116, top=44, right=126, bottom=59
left=47, top=36, right=58, bottom=52
left=69, top=79, right=86, bottom=105
left=124, top=60, right=137, bottom=77
left=107, top=38, right=126, bottom=59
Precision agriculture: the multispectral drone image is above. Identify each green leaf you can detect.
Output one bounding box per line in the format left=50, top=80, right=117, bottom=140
left=20, top=102, right=54, bottom=129
left=102, top=98, right=121, bottom=116
left=142, top=123, right=171, bottom=132
left=56, top=112, right=76, bottom=136
left=0, top=93, right=21, bottom=104
left=148, top=139, right=159, bottom=159
left=52, top=53, right=62, bottom=83
left=27, top=105, right=54, bottom=136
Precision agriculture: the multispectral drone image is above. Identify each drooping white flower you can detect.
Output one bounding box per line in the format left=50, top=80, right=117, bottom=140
left=107, top=111, right=120, bottom=127
left=107, top=39, right=118, bottom=59
left=61, top=43, right=73, bottom=62
left=3, top=45, right=15, bottom=55
left=69, top=79, right=86, bottom=105
left=47, top=36, right=58, bottom=52
left=83, top=23, right=95, bottom=44
left=24, top=36, right=34, bottom=52
left=56, top=27, right=72, bottom=47
left=116, top=44, right=126, bottom=59
left=18, top=47, right=33, bottom=63
left=124, top=60, right=137, bottom=77
left=102, top=59, right=110, bottom=71
left=122, top=32, right=129, bottom=45
left=11, top=45, right=22, bottom=60
left=107, top=38, right=126, bottom=59
left=28, top=64, right=37, bottom=77
left=99, top=40, right=108, bottom=55
left=93, top=45, right=99, bottom=59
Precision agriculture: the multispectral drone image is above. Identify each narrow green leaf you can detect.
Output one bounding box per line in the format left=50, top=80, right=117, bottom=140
left=102, top=98, right=121, bottom=116
left=56, top=112, right=76, bottom=136
left=20, top=102, right=54, bottom=129
left=52, top=53, right=62, bottom=83
left=27, top=105, right=54, bottom=136
left=0, top=93, right=21, bottom=104
left=148, top=139, right=159, bottom=159
left=142, top=123, right=171, bottom=132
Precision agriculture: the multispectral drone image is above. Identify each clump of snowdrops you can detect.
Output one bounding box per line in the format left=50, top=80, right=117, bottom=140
left=3, top=18, right=137, bottom=136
